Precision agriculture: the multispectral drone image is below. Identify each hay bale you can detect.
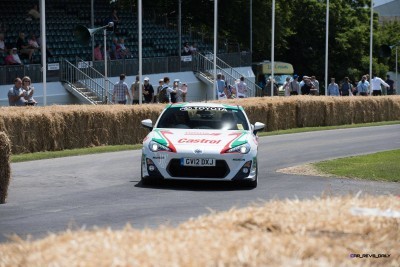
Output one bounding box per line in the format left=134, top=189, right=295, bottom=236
left=0, top=195, right=398, bottom=266
left=0, top=97, right=400, bottom=154
left=0, top=131, right=11, bottom=204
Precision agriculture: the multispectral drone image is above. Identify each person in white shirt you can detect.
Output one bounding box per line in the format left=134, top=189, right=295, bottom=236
left=235, top=76, right=248, bottom=98
left=283, top=76, right=291, bottom=96
left=370, top=74, right=389, bottom=96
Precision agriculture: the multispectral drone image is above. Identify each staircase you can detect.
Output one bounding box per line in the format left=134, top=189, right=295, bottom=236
left=192, top=53, right=263, bottom=97
left=63, top=82, right=104, bottom=105
left=60, top=58, right=112, bottom=105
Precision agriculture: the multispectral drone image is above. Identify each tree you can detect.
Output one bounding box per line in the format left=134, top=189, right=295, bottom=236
left=117, top=0, right=396, bottom=83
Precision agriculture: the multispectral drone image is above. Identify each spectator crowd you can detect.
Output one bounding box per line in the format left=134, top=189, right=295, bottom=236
left=111, top=74, right=188, bottom=105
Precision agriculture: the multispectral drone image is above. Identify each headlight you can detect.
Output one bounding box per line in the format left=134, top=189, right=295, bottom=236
left=225, top=143, right=250, bottom=154
left=149, top=140, right=171, bottom=152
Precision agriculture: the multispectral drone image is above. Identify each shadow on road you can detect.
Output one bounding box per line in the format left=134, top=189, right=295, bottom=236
left=133, top=180, right=255, bottom=191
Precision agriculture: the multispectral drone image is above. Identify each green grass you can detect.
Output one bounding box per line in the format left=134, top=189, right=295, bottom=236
left=258, top=120, right=400, bottom=137
left=10, top=120, right=400, bottom=163
left=313, top=149, right=400, bottom=182
left=11, top=144, right=142, bottom=163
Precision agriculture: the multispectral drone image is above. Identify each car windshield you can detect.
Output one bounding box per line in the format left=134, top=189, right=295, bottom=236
left=157, top=106, right=249, bottom=130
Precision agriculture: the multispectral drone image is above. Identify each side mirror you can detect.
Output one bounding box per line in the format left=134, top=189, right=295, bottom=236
left=141, top=119, right=153, bottom=131
left=252, top=122, right=265, bottom=135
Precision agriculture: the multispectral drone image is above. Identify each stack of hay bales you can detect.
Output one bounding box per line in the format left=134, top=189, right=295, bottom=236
left=0, top=195, right=398, bottom=266
left=0, top=131, right=11, bottom=204
left=0, top=96, right=399, bottom=154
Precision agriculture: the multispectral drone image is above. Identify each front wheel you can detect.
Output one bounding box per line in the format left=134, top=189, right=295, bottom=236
left=242, top=166, right=258, bottom=188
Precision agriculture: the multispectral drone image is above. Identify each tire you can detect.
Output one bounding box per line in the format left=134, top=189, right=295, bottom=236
left=141, top=164, right=162, bottom=186
left=242, top=166, right=258, bottom=188
left=141, top=176, right=152, bottom=186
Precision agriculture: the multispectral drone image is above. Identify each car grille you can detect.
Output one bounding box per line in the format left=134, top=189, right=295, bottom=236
left=167, top=159, right=230, bottom=178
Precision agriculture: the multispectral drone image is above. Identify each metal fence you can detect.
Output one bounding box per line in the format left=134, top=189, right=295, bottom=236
left=0, top=64, right=43, bottom=85
left=0, top=52, right=252, bottom=85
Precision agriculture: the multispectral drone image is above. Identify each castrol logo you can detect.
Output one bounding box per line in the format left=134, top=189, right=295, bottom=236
left=178, top=138, right=221, bottom=144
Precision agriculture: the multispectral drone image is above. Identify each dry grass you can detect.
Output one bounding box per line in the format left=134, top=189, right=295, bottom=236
left=0, top=96, right=399, bottom=154
left=219, top=96, right=400, bottom=131
left=0, top=195, right=399, bottom=267
left=276, top=164, right=332, bottom=177
left=0, top=105, right=164, bottom=154
left=0, top=132, right=11, bottom=204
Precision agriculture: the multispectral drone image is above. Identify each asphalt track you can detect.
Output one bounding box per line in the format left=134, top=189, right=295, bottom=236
left=1, top=125, right=399, bottom=243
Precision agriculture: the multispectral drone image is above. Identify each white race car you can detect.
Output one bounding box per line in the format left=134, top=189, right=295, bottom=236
left=141, top=102, right=265, bottom=187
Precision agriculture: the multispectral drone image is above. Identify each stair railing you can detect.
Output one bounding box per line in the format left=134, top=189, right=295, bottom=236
left=192, top=53, right=263, bottom=97
left=60, top=57, right=114, bottom=104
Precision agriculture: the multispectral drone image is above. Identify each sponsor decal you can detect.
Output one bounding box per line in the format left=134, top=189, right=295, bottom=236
left=180, top=106, right=227, bottom=112
left=152, top=130, right=177, bottom=153
left=220, top=132, right=248, bottom=154
left=178, top=138, right=221, bottom=144
left=194, top=149, right=203, bottom=154
left=233, top=158, right=246, bottom=161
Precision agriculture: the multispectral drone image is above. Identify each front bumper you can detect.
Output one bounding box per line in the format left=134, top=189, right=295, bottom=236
left=142, top=152, right=257, bottom=182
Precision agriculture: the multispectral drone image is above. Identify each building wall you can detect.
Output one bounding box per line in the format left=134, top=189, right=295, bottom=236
left=0, top=67, right=255, bottom=106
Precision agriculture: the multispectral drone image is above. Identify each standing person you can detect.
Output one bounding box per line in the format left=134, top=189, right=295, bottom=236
left=340, top=77, right=352, bottom=96
left=21, top=76, right=37, bottom=105
left=352, top=80, right=359, bottom=96
left=131, top=75, right=140, bottom=104
left=283, top=76, right=291, bottom=96
left=170, top=79, right=181, bottom=103
left=112, top=74, right=130, bottom=104
left=175, top=80, right=187, bottom=103
left=8, top=77, right=27, bottom=106
left=357, top=76, right=369, bottom=96
left=216, top=73, right=227, bottom=100
left=158, top=77, right=176, bottom=104
left=264, top=77, right=278, bottom=96
left=370, top=74, right=389, bottom=96
left=289, top=75, right=300, bottom=95
left=235, top=76, right=248, bottom=98
left=301, top=78, right=314, bottom=95
left=154, top=78, right=164, bottom=103
left=310, top=76, right=319, bottom=95
left=327, top=78, right=340, bottom=96
left=385, top=75, right=396, bottom=95
left=180, top=82, right=188, bottom=102
left=142, top=77, right=154, bottom=104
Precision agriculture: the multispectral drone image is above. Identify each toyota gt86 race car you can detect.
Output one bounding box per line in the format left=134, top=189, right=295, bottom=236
left=141, top=102, right=265, bottom=187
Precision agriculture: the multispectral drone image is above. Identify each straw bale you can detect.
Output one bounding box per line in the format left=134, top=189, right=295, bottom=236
left=0, top=97, right=399, bottom=154
left=0, top=195, right=398, bottom=266
left=0, top=131, right=11, bottom=204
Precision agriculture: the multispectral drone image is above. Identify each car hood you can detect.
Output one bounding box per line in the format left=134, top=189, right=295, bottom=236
left=149, top=128, right=250, bottom=153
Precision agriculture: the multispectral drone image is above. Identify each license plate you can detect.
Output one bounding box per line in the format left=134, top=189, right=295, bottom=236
left=181, top=158, right=216, bottom=167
